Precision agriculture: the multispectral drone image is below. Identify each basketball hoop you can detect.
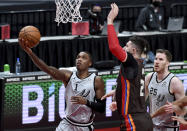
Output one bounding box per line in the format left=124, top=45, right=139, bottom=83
left=55, top=0, right=83, bottom=25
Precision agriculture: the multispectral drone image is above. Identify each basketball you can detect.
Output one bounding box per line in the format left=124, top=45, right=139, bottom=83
left=19, top=25, right=41, bottom=48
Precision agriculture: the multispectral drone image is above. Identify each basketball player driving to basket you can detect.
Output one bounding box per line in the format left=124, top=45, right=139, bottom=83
left=19, top=39, right=106, bottom=131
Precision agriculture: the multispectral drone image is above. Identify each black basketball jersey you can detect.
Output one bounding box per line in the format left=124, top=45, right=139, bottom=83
left=116, top=53, right=146, bottom=116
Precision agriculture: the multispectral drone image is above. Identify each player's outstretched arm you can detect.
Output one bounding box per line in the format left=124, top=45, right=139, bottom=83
left=107, top=3, right=127, bottom=62
left=19, top=38, right=72, bottom=86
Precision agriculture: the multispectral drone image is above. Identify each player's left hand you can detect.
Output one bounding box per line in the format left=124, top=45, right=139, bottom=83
left=18, top=38, right=32, bottom=54
left=71, top=96, right=87, bottom=105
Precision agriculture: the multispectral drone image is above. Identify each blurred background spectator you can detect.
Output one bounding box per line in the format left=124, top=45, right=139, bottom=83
left=135, top=0, right=163, bottom=31
left=86, top=4, right=104, bottom=35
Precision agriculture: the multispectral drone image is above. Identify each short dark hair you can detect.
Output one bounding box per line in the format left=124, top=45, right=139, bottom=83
left=83, top=51, right=93, bottom=62
left=129, top=36, right=149, bottom=55
left=156, top=49, right=172, bottom=62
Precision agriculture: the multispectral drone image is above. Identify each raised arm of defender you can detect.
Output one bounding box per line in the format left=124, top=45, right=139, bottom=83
left=101, top=3, right=128, bottom=111
left=107, top=3, right=127, bottom=62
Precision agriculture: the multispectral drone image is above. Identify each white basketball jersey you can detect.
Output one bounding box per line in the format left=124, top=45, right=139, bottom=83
left=65, top=72, right=96, bottom=123
left=148, top=72, right=175, bottom=127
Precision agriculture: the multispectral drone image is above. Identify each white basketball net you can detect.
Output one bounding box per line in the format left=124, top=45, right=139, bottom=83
left=55, top=0, right=83, bottom=25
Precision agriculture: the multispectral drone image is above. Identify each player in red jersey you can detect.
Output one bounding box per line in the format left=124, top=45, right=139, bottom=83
left=102, top=3, right=153, bottom=131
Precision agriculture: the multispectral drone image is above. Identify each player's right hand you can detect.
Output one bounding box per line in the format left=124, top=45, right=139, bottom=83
left=18, top=38, right=32, bottom=54
left=107, top=3, right=119, bottom=24
left=101, top=89, right=116, bottom=100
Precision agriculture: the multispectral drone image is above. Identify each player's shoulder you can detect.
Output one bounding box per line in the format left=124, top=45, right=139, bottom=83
left=169, top=74, right=184, bottom=91
left=95, top=75, right=103, bottom=82
left=170, top=75, right=182, bottom=85
left=145, top=72, right=155, bottom=86
left=145, top=72, right=154, bottom=79
left=94, top=75, right=105, bottom=89
left=94, top=75, right=105, bottom=84
left=170, top=74, right=184, bottom=94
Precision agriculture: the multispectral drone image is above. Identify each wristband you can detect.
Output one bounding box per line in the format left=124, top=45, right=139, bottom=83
left=86, top=99, right=106, bottom=113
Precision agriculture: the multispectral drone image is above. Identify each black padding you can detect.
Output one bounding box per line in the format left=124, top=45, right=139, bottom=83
left=94, top=60, right=116, bottom=70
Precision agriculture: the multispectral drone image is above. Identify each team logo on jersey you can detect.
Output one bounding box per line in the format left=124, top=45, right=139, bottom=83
left=77, top=89, right=90, bottom=97
left=72, top=75, right=92, bottom=97
left=74, top=84, right=90, bottom=97
left=156, top=94, right=165, bottom=106
left=161, top=81, right=167, bottom=88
